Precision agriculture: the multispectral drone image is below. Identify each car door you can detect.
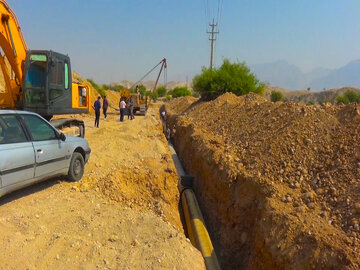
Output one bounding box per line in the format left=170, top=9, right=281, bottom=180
left=20, top=114, right=69, bottom=179
left=0, top=115, right=35, bottom=189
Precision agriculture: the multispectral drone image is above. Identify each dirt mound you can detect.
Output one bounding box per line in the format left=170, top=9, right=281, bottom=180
left=79, top=108, right=184, bottom=229
left=164, top=96, right=199, bottom=115
left=164, top=93, right=360, bottom=269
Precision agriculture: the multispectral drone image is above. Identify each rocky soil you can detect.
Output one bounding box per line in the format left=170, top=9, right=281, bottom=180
left=0, top=99, right=205, bottom=270
left=163, top=93, right=360, bottom=269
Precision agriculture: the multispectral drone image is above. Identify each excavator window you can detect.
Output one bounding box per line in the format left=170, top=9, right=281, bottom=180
left=65, top=63, right=69, bottom=89
left=49, top=60, right=64, bottom=100
left=49, top=61, right=64, bottom=86
left=30, top=54, right=47, bottom=62
left=24, top=56, right=47, bottom=106
left=26, top=60, right=46, bottom=88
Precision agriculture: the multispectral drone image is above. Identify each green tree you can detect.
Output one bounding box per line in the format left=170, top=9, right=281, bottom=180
left=145, top=90, right=152, bottom=97
left=169, top=86, right=192, bottom=98
left=336, top=90, right=360, bottom=104
left=138, top=85, right=147, bottom=96
left=156, top=86, right=167, bottom=97
left=270, top=91, right=283, bottom=102
left=151, top=91, right=158, bottom=102
left=192, top=59, right=264, bottom=100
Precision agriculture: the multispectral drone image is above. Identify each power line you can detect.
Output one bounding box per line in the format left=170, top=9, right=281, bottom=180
left=217, top=0, right=223, bottom=30
left=207, top=0, right=210, bottom=23
left=216, top=0, right=220, bottom=25
left=205, top=0, right=223, bottom=69
left=214, top=0, right=223, bottom=66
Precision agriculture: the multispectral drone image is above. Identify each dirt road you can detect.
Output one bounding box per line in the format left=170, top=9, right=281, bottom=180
left=0, top=105, right=205, bottom=270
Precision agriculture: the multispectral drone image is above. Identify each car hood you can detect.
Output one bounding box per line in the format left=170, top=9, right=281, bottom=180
left=64, top=136, right=90, bottom=148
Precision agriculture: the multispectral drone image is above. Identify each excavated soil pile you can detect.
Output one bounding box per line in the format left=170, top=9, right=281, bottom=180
left=164, top=96, right=199, bottom=115
left=163, top=93, right=360, bottom=270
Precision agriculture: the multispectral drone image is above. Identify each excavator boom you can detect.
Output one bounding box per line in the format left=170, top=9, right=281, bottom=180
left=0, top=0, right=27, bottom=107
left=0, top=0, right=91, bottom=137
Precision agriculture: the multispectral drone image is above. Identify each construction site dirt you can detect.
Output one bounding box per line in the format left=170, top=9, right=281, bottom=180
left=2, top=83, right=360, bottom=269
left=0, top=100, right=205, bottom=270
left=163, top=93, right=360, bottom=270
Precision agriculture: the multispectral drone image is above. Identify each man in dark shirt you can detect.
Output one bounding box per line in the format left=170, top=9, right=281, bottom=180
left=103, top=96, right=109, bottom=119
left=128, top=98, right=134, bottom=120
left=93, top=96, right=101, bottom=128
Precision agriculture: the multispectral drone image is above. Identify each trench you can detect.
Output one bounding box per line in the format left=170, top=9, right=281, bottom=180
left=159, top=97, right=360, bottom=270
left=160, top=115, right=221, bottom=270
left=161, top=109, right=302, bottom=270
left=161, top=113, right=268, bottom=270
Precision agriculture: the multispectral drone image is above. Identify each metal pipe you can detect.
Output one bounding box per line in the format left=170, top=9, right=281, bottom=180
left=168, top=142, right=221, bottom=270
left=181, top=188, right=221, bottom=270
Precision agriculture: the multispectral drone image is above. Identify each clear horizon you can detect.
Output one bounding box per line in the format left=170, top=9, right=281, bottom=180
left=8, top=0, right=360, bottom=84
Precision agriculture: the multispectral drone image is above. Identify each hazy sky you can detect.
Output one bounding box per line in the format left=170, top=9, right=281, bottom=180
left=8, top=0, right=360, bottom=83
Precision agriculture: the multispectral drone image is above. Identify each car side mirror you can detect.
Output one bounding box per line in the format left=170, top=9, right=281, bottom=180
left=59, top=132, right=66, bottom=141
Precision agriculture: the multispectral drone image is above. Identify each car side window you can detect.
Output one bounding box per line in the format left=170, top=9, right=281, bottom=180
left=21, top=115, right=57, bottom=141
left=0, top=115, right=27, bottom=144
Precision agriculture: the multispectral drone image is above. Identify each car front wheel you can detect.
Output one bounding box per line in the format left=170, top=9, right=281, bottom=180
left=68, top=152, right=84, bottom=182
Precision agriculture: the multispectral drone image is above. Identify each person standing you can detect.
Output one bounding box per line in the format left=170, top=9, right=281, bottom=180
left=119, top=97, right=126, bottom=122
left=136, top=85, right=142, bottom=100
left=129, top=98, right=134, bottom=120
left=93, top=96, right=101, bottom=128
left=103, top=95, right=109, bottom=119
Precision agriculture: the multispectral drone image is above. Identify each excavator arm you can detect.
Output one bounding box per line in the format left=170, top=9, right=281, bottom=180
left=0, top=0, right=28, bottom=108
left=0, top=1, right=90, bottom=137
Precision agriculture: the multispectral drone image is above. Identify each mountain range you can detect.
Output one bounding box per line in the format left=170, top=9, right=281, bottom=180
left=251, top=60, right=360, bottom=91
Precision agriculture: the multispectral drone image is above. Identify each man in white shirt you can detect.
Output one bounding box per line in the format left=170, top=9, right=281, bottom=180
left=119, top=97, right=126, bottom=122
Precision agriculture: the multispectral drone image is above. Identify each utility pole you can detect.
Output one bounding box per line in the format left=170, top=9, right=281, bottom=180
left=207, top=19, right=219, bottom=70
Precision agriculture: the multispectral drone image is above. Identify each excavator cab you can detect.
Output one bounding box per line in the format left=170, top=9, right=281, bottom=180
left=23, top=50, right=90, bottom=119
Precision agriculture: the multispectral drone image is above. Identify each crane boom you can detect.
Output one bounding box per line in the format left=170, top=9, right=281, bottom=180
left=153, top=58, right=167, bottom=92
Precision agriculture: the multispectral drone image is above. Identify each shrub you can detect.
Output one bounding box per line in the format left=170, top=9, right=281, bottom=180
left=87, top=78, right=105, bottom=97
left=156, top=86, right=167, bottom=97
left=270, top=91, right=283, bottom=102
left=306, top=101, right=315, bottom=105
left=166, top=95, right=172, bottom=101
left=336, top=90, right=360, bottom=104
left=138, top=85, right=147, bottom=96
left=151, top=91, right=158, bottom=102
left=102, top=84, right=124, bottom=92
left=169, top=86, right=192, bottom=98
left=192, top=59, right=264, bottom=100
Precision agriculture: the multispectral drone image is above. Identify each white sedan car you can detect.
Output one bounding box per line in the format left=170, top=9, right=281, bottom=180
left=0, top=110, right=91, bottom=198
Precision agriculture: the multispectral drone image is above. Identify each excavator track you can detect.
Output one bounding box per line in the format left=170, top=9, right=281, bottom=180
left=50, top=118, right=85, bottom=138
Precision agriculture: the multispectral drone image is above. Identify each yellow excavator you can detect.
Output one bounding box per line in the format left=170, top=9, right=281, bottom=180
left=0, top=0, right=90, bottom=137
